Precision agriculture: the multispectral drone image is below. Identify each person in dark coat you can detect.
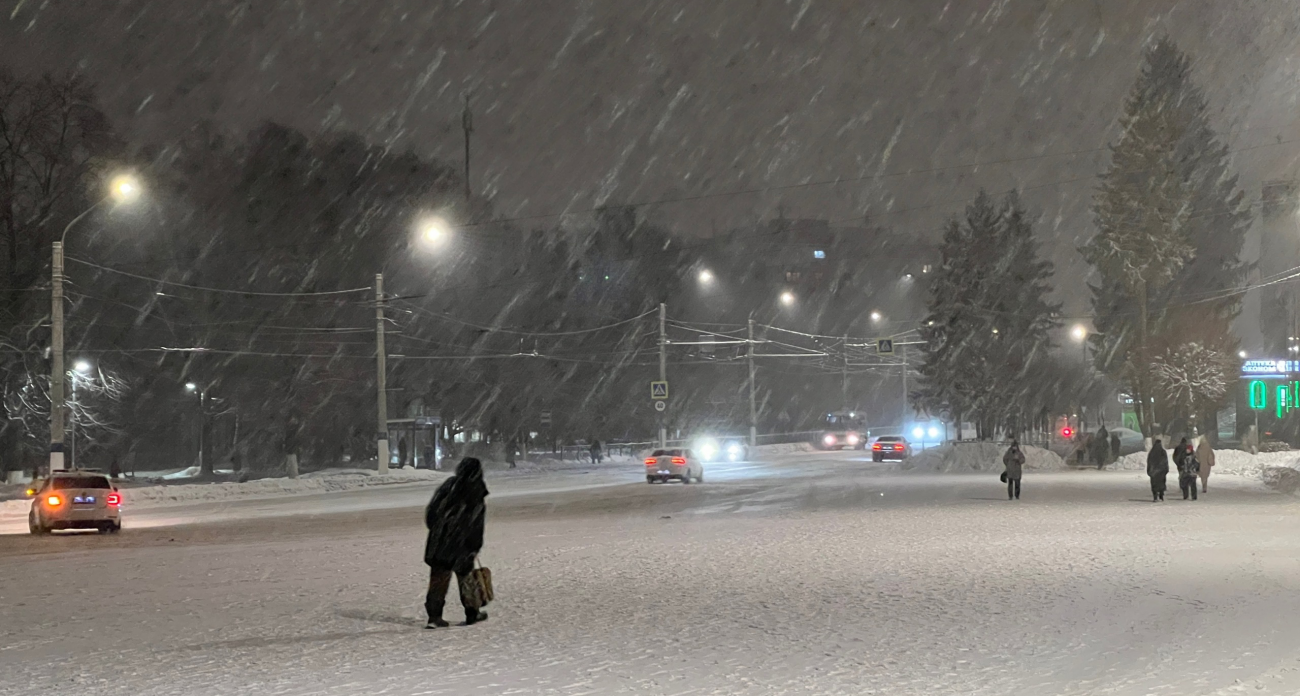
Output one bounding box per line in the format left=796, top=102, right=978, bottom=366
left=1147, top=440, right=1169, bottom=502
left=1110, top=432, right=1122, bottom=464
left=1003, top=440, right=1025, bottom=500
left=423, top=457, right=489, bottom=628
left=1175, top=438, right=1199, bottom=501
left=1092, top=426, right=1111, bottom=470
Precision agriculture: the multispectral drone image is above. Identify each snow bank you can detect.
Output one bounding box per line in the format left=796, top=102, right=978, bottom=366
left=1114, top=448, right=1300, bottom=478
left=900, top=442, right=1064, bottom=473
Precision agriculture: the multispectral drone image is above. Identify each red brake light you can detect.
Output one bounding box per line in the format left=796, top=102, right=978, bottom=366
left=893, top=444, right=904, bottom=451
left=872, top=443, right=882, bottom=450
left=645, top=458, right=657, bottom=467
left=46, top=495, right=62, bottom=507
left=671, top=457, right=686, bottom=465
left=106, top=492, right=121, bottom=507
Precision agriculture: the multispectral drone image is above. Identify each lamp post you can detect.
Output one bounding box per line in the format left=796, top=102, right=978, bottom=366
left=186, top=382, right=207, bottom=476
left=69, top=361, right=92, bottom=470
left=50, top=174, right=141, bottom=473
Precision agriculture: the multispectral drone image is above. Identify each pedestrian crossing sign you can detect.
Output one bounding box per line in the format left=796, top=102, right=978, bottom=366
left=877, top=339, right=894, bottom=355
left=651, top=381, right=669, bottom=400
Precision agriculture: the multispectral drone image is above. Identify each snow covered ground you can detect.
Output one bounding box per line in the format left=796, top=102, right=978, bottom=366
left=5, top=453, right=1300, bottom=695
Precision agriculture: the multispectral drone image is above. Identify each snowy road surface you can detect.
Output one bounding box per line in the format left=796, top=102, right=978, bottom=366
left=5, top=453, right=1300, bottom=695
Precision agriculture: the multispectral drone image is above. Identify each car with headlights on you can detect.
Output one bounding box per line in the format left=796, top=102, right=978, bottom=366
left=27, top=470, right=122, bottom=534
left=644, top=448, right=704, bottom=484
left=695, top=437, right=749, bottom=463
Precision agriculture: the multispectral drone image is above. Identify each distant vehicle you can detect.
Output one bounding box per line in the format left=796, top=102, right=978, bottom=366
left=694, top=436, right=748, bottom=462
left=27, top=470, right=122, bottom=534
left=645, top=448, right=704, bottom=484
left=871, top=436, right=913, bottom=462
left=818, top=411, right=866, bottom=450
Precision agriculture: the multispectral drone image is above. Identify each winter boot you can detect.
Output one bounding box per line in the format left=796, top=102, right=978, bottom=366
left=464, top=610, right=488, bottom=626
left=425, top=617, right=450, bottom=629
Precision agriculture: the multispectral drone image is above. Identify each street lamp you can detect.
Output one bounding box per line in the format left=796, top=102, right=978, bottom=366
left=1239, top=350, right=1248, bottom=359
left=185, top=383, right=207, bottom=476
left=779, top=290, right=795, bottom=307
left=69, top=360, right=93, bottom=470
left=870, top=310, right=882, bottom=323
left=416, top=214, right=452, bottom=249
left=1070, top=325, right=1088, bottom=342
left=698, top=269, right=714, bottom=285
left=49, top=172, right=143, bottom=472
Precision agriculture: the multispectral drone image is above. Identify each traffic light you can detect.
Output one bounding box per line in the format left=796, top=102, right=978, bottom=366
left=1061, top=427, right=1074, bottom=439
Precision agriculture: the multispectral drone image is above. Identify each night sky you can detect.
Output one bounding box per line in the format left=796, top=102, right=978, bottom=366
left=4, top=0, right=1299, bottom=316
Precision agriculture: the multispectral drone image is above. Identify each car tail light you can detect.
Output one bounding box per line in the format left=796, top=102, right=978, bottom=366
left=872, top=443, right=882, bottom=450
left=46, top=495, right=62, bottom=507
left=671, top=457, right=686, bottom=465
left=106, top=492, right=121, bottom=507
left=893, top=444, right=904, bottom=451
left=645, top=458, right=657, bottom=467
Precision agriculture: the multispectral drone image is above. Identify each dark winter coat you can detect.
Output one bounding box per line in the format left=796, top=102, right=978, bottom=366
left=1092, top=427, right=1111, bottom=465
left=424, top=457, right=489, bottom=570
left=1146, top=444, right=1169, bottom=479
left=1175, top=444, right=1199, bottom=477
left=1003, top=445, right=1026, bottom=480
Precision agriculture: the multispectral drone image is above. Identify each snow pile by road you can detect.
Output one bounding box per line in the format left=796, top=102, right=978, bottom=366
left=0, top=468, right=449, bottom=519
left=1114, top=448, right=1300, bottom=478
left=900, top=442, right=1064, bottom=473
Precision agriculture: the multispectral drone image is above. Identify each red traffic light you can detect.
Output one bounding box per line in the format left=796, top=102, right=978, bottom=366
left=1061, top=427, right=1074, bottom=439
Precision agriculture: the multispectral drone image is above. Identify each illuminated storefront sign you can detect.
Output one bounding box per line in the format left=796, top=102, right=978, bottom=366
left=1242, top=360, right=1300, bottom=376
left=1245, top=378, right=1300, bottom=418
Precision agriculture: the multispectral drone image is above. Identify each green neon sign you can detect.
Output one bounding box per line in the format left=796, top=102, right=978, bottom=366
left=1250, top=380, right=1267, bottom=410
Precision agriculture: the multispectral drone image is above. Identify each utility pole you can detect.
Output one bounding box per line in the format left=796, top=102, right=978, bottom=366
left=900, top=343, right=908, bottom=429
left=841, top=333, right=849, bottom=414
left=748, top=318, right=757, bottom=448
left=375, top=274, right=389, bottom=475
left=658, top=302, right=667, bottom=449
left=50, top=241, right=66, bottom=472
left=197, top=388, right=206, bottom=477
left=462, top=93, right=473, bottom=201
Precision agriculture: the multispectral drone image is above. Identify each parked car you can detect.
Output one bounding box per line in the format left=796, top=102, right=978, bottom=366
left=871, top=436, right=913, bottom=462
left=644, top=448, right=704, bottom=484
left=27, top=470, right=122, bottom=534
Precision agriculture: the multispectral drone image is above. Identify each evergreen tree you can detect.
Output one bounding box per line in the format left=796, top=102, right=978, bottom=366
left=1084, top=38, right=1250, bottom=438
left=918, top=190, right=1059, bottom=439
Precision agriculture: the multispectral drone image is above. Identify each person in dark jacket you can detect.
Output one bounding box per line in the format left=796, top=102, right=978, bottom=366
left=424, top=457, right=489, bottom=628
left=1176, top=438, right=1199, bottom=501
left=1147, top=440, right=1169, bottom=502
left=1092, top=426, right=1111, bottom=470
left=1003, top=440, right=1025, bottom=500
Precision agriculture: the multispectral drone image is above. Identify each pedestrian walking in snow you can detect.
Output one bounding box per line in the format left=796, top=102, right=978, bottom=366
left=1092, top=426, right=1111, bottom=470
left=1175, top=439, right=1199, bottom=500
left=589, top=439, right=603, bottom=465
left=1110, top=432, right=1121, bottom=464
left=423, top=457, right=490, bottom=628
left=1003, top=440, right=1025, bottom=500
left=1147, top=439, right=1169, bottom=502
left=1196, top=436, right=1215, bottom=493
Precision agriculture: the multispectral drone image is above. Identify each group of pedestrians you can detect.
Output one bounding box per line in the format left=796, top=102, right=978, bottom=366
left=1146, top=436, right=1215, bottom=502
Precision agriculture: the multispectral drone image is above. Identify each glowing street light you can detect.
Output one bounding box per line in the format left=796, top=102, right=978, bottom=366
left=110, top=173, right=142, bottom=204
left=698, top=269, right=714, bottom=285
left=50, top=171, right=145, bottom=472
left=416, top=215, right=452, bottom=248
left=185, top=382, right=197, bottom=392
left=1239, top=350, right=1248, bottom=359
left=73, top=360, right=92, bottom=374
left=779, top=290, right=796, bottom=307
left=869, top=310, right=882, bottom=323
left=1070, top=325, right=1088, bottom=342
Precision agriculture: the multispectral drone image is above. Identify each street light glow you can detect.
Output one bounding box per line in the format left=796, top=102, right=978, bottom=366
left=869, top=311, right=882, bottom=323
left=417, top=215, right=452, bottom=248
left=110, top=174, right=141, bottom=204
left=185, top=382, right=197, bottom=392
left=1070, top=325, right=1088, bottom=342
left=73, top=360, right=92, bottom=374
left=779, top=291, right=795, bottom=306
left=1239, top=350, right=1248, bottom=359
left=698, top=269, right=714, bottom=285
